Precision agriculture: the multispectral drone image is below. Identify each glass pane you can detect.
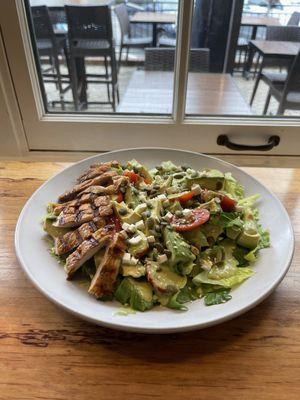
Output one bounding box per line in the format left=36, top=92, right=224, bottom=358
left=26, top=0, right=179, bottom=115
left=186, top=0, right=300, bottom=118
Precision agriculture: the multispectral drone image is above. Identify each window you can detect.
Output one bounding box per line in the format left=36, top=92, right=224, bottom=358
left=0, top=0, right=299, bottom=155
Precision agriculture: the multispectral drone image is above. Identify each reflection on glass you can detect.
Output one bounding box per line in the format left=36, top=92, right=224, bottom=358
left=186, top=0, right=300, bottom=117
left=27, top=0, right=179, bottom=114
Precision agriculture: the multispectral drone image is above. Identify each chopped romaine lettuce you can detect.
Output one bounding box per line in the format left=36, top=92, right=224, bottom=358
left=224, top=173, right=245, bottom=199
left=204, top=288, right=232, bottom=306
left=193, top=267, right=254, bottom=288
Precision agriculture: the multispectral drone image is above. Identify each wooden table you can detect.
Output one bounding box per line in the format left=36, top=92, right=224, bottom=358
left=117, top=70, right=252, bottom=115
left=1, top=161, right=299, bottom=400
left=244, top=39, right=300, bottom=76
left=241, top=15, right=281, bottom=40
left=130, top=11, right=177, bottom=46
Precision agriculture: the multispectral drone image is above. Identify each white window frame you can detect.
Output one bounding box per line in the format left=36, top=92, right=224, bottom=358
left=0, top=0, right=300, bottom=155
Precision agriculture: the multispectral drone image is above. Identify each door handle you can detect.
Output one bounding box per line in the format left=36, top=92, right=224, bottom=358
left=217, top=135, right=280, bottom=151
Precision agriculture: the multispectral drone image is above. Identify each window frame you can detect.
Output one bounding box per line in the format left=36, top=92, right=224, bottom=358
left=0, top=0, right=299, bottom=156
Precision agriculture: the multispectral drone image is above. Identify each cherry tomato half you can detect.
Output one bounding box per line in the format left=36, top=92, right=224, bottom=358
left=171, top=208, right=210, bottom=232
left=116, top=192, right=123, bottom=203
left=123, top=170, right=140, bottom=184
left=170, top=191, right=194, bottom=204
left=220, top=195, right=237, bottom=212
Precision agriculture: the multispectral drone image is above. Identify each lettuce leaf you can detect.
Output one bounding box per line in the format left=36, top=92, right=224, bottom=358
left=224, top=173, right=244, bottom=199
left=258, top=226, right=270, bottom=249
left=238, top=194, right=260, bottom=208
left=204, top=288, right=232, bottom=306
left=193, top=267, right=254, bottom=288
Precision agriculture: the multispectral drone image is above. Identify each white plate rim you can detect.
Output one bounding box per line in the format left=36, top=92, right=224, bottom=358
left=15, top=147, right=295, bottom=333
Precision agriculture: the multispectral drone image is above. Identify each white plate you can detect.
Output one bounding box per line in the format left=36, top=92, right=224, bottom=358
left=15, top=148, right=294, bottom=333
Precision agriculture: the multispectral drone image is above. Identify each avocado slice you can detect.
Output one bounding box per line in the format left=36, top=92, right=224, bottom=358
left=226, top=226, right=242, bottom=240
left=149, top=198, right=163, bottom=221
left=115, top=277, right=153, bottom=311
left=128, top=230, right=149, bottom=257
left=182, top=228, right=208, bottom=249
left=201, top=223, right=223, bottom=242
left=124, top=186, right=140, bottom=209
left=186, top=169, right=224, bottom=191
left=121, top=263, right=146, bottom=278
left=43, top=218, right=71, bottom=239
left=237, top=229, right=260, bottom=249
left=163, top=229, right=195, bottom=275
left=112, top=201, right=141, bottom=224
left=146, top=262, right=187, bottom=294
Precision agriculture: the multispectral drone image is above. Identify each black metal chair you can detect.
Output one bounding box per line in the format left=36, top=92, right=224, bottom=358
left=287, top=11, right=300, bottom=26
left=250, top=25, right=300, bottom=106
left=65, top=5, right=118, bottom=111
left=31, top=6, right=70, bottom=108
left=114, top=3, right=152, bottom=69
left=145, top=48, right=210, bottom=72
left=263, top=50, right=300, bottom=115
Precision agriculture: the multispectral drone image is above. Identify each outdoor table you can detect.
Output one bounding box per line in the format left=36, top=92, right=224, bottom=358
left=244, top=39, right=300, bottom=77
left=130, top=11, right=177, bottom=47
left=117, top=70, right=252, bottom=115
left=241, top=15, right=281, bottom=40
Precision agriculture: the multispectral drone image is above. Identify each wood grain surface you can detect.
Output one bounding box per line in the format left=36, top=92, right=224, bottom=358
left=0, top=161, right=299, bottom=400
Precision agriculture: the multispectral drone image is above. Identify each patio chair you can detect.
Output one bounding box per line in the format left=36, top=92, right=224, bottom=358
left=287, top=11, right=300, bottom=26
left=31, top=6, right=69, bottom=107
left=263, top=50, right=300, bottom=115
left=114, top=3, right=152, bottom=69
left=65, top=5, right=118, bottom=111
left=250, top=25, right=300, bottom=106
left=145, top=48, right=210, bottom=72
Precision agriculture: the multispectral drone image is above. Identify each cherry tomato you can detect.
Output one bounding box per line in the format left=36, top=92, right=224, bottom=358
left=171, top=208, right=210, bottom=232
left=116, top=192, right=123, bottom=203
left=123, top=170, right=140, bottom=184
left=171, top=191, right=194, bottom=204
left=220, top=195, right=237, bottom=212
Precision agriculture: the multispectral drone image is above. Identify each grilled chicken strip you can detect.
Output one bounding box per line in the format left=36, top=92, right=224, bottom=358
left=54, top=219, right=105, bottom=255
left=65, top=227, right=113, bottom=278
left=88, top=232, right=127, bottom=298
left=54, top=203, right=98, bottom=228
left=52, top=193, right=97, bottom=216
left=58, top=171, right=117, bottom=203
left=77, top=161, right=119, bottom=183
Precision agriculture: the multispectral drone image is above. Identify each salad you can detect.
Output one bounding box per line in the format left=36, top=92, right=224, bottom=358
left=43, top=159, right=270, bottom=312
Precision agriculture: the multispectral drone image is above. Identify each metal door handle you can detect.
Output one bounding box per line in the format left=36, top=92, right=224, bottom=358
left=217, top=135, right=280, bottom=151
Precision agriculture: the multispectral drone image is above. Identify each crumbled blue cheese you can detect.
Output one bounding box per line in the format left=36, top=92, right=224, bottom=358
left=122, top=253, right=131, bottom=264
left=182, top=209, right=192, bottom=217
left=157, top=194, right=167, bottom=201
left=165, top=211, right=173, bottom=221
left=157, top=254, right=168, bottom=264
left=135, top=220, right=145, bottom=230
left=128, top=235, right=142, bottom=245
left=191, top=184, right=201, bottom=195
left=147, top=235, right=155, bottom=243
left=135, top=203, right=147, bottom=213
left=122, top=223, right=137, bottom=233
